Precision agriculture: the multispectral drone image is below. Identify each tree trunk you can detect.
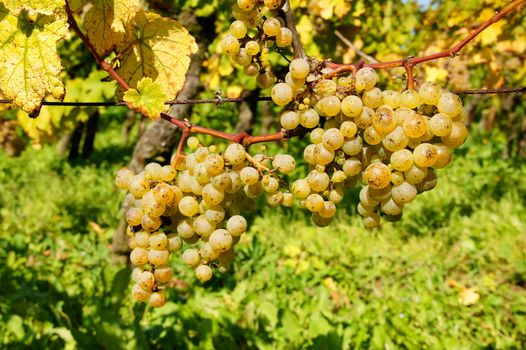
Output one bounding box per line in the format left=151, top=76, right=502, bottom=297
left=112, top=13, right=210, bottom=262
left=82, top=110, right=99, bottom=159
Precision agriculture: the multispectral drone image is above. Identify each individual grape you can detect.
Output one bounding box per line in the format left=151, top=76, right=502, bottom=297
left=132, top=283, right=151, bottom=302
left=291, top=179, right=311, bottom=198
left=262, top=175, right=279, bottom=193
left=280, top=111, right=300, bottom=130
left=429, top=113, right=452, bottom=137
left=341, top=95, right=363, bottom=117
left=312, top=212, right=333, bottom=227
left=167, top=234, right=182, bottom=251
left=222, top=34, right=240, bottom=55
left=276, top=27, right=293, bottom=47
left=342, top=158, right=362, bottom=177
left=257, top=70, right=276, bottom=88
left=229, top=20, right=247, bottom=39
left=148, top=249, right=170, bottom=266
left=134, top=231, right=149, bottom=248
left=373, top=106, right=397, bottom=133
left=153, top=183, right=175, bottom=205
left=313, top=145, right=334, bottom=166
left=307, top=170, right=330, bottom=192
left=318, top=201, right=336, bottom=218
left=313, top=79, right=337, bottom=97
left=232, top=48, right=252, bottom=66
left=441, top=122, right=468, bottom=148
left=240, top=166, right=259, bottom=185
left=202, top=184, right=225, bottom=206
left=329, top=185, right=344, bottom=203
left=289, top=58, right=310, bottom=79
left=391, top=181, right=417, bottom=204
left=195, top=265, right=213, bottom=281
left=244, top=64, right=259, bottom=76
left=145, top=163, right=162, bottom=180
left=355, top=107, right=375, bottom=129
left=321, top=128, right=344, bottom=151
left=115, top=168, right=134, bottom=190
left=226, top=215, right=247, bottom=236
left=417, top=170, right=438, bottom=192
left=209, top=229, right=233, bottom=253
left=128, top=176, right=150, bottom=197
left=224, top=143, right=246, bottom=165
left=418, top=82, right=442, bottom=105
left=382, top=90, right=401, bottom=108
left=342, top=136, right=363, bottom=156
left=355, top=67, right=378, bottom=90
left=154, top=266, right=173, bottom=283
left=331, top=170, right=347, bottom=183
left=226, top=172, right=243, bottom=193
left=237, top=0, right=255, bottom=11
left=132, top=267, right=145, bottom=282
left=362, top=88, right=383, bottom=108
left=267, top=192, right=284, bottom=206
left=381, top=198, right=403, bottom=216
left=178, top=196, right=199, bottom=217
left=400, top=89, right=421, bottom=109
left=205, top=154, right=225, bottom=176
left=303, top=144, right=317, bottom=164
left=150, top=291, right=167, bottom=308
left=126, top=207, right=143, bottom=226
left=437, top=92, right=462, bottom=117
left=305, top=193, right=325, bottom=212
left=141, top=215, right=162, bottom=232
left=413, top=143, right=438, bottom=167
left=369, top=185, right=392, bottom=202
left=390, top=171, right=405, bottom=186
left=137, top=270, right=155, bottom=292
left=402, top=113, right=428, bottom=138
left=263, top=18, right=281, bottom=36
left=193, top=215, right=216, bottom=238
left=182, top=248, right=201, bottom=267
left=177, top=219, right=195, bottom=238
left=357, top=202, right=375, bottom=217
left=264, top=0, right=282, bottom=9
left=149, top=232, right=168, bottom=250
left=285, top=72, right=305, bottom=91
left=244, top=182, right=264, bottom=198
left=363, top=163, right=391, bottom=189
left=363, top=213, right=380, bottom=228
left=383, top=126, right=409, bottom=152
left=130, top=247, right=148, bottom=266
left=282, top=192, right=294, bottom=207
left=340, top=121, right=358, bottom=138
left=364, top=126, right=383, bottom=145
left=316, top=96, right=341, bottom=117
left=308, top=128, right=322, bottom=144
left=271, top=83, right=294, bottom=106
left=272, top=154, right=296, bottom=174
left=299, top=109, right=320, bottom=128
left=128, top=236, right=138, bottom=249
left=160, top=165, right=177, bottom=182
left=405, top=164, right=428, bottom=184
left=433, top=144, right=452, bottom=169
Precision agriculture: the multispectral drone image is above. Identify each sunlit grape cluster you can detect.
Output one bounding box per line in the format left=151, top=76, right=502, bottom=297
left=223, top=0, right=292, bottom=88
left=115, top=139, right=297, bottom=306
left=275, top=59, right=468, bottom=227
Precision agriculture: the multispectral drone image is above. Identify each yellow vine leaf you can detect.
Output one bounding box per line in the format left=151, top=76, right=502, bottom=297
left=117, top=10, right=198, bottom=100
left=84, top=0, right=141, bottom=56
left=0, top=7, right=68, bottom=115
left=123, top=77, right=167, bottom=120
left=2, top=0, right=64, bottom=16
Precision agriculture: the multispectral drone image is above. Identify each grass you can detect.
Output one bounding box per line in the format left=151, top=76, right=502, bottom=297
left=0, top=123, right=525, bottom=349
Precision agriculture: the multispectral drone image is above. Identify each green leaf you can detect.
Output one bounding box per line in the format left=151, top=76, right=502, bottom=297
left=123, top=77, right=166, bottom=120
left=117, top=10, right=198, bottom=99
left=84, top=0, right=141, bottom=56
left=0, top=7, right=68, bottom=115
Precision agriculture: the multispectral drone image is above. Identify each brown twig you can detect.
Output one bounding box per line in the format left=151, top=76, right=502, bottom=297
left=281, top=0, right=306, bottom=59
left=325, top=0, right=526, bottom=81
left=64, top=0, right=130, bottom=90
left=454, top=87, right=526, bottom=95
left=334, top=30, right=378, bottom=63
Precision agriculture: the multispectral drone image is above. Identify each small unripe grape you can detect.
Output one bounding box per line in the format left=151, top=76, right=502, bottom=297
left=182, top=248, right=201, bottom=267
left=273, top=154, right=296, bottom=174
left=441, top=122, right=468, bottom=148
left=341, top=95, right=363, bottom=117
left=195, top=265, right=213, bottom=281
left=355, top=67, right=378, bottom=90
left=179, top=196, right=199, bottom=217
left=402, top=114, right=428, bottom=138
left=130, top=247, right=148, bottom=266
left=276, top=28, right=293, bottom=47
left=418, top=82, right=442, bottom=105
left=362, top=88, right=383, bottom=108
left=400, top=89, right=421, bottom=109
left=363, top=163, right=391, bottom=189
left=300, top=109, right=320, bottom=128
left=391, top=181, right=417, bottom=204
left=149, top=291, right=167, bottom=308
left=224, top=143, right=246, bottom=165
left=289, top=58, right=310, bottom=79
left=209, top=229, right=233, bottom=253
left=437, top=92, right=463, bottom=117
left=305, top=194, right=325, bottom=212
left=413, top=143, right=438, bottom=167
left=263, top=18, right=281, bottom=36
left=222, top=34, right=240, bottom=55
left=132, top=283, right=151, bottom=302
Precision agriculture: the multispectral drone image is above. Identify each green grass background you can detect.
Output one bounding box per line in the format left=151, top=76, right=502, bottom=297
left=0, top=117, right=525, bottom=349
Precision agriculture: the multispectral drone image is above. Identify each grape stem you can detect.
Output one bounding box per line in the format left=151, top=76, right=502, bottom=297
left=64, top=0, right=130, bottom=91
left=324, top=0, right=526, bottom=88
left=245, top=153, right=271, bottom=172
left=281, top=0, right=307, bottom=59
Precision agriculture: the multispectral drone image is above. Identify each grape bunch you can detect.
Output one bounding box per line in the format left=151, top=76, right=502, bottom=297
left=222, top=0, right=292, bottom=88
left=274, top=59, right=468, bottom=227
left=115, top=139, right=296, bottom=306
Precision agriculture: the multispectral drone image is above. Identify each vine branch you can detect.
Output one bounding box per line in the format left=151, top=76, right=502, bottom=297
left=281, top=0, right=306, bottom=59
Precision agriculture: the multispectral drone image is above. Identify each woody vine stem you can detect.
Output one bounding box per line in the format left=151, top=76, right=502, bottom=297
left=62, top=0, right=525, bottom=159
